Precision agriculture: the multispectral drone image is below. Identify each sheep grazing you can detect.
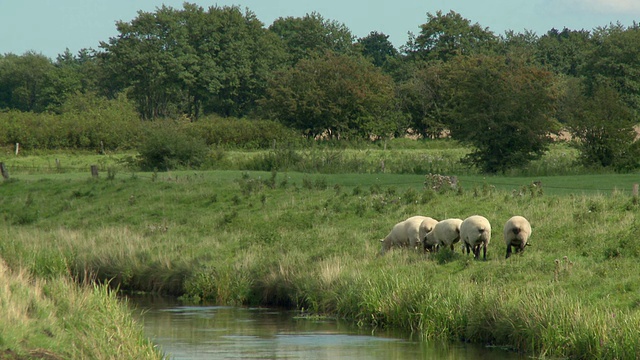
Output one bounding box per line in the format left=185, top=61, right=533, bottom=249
left=504, top=216, right=532, bottom=259
left=424, top=218, right=463, bottom=252
left=461, top=215, right=492, bottom=260
left=379, top=216, right=437, bottom=254
left=407, top=216, right=439, bottom=251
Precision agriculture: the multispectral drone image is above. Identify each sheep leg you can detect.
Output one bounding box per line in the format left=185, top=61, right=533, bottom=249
left=424, top=243, right=435, bottom=253
left=482, top=244, right=487, bottom=261
left=506, top=245, right=512, bottom=259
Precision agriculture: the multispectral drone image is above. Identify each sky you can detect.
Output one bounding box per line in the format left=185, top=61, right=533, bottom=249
left=2, top=0, right=640, bottom=60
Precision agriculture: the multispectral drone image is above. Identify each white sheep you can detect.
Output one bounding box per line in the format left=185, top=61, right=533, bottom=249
left=424, top=218, right=463, bottom=252
left=504, top=215, right=532, bottom=259
left=461, top=215, right=492, bottom=260
left=404, top=216, right=439, bottom=251
left=380, top=216, right=437, bottom=254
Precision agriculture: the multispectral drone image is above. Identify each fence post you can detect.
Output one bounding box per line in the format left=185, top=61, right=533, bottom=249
left=15, top=143, right=19, bottom=156
left=90, top=165, right=99, bottom=178
left=633, top=183, right=638, bottom=197
left=0, top=162, right=9, bottom=180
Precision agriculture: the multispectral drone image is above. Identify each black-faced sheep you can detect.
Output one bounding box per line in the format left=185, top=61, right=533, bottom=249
left=424, top=218, right=463, bottom=252
left=504, top=215, right=532, bottom=259
left=461, top=215, right=492, bottom=260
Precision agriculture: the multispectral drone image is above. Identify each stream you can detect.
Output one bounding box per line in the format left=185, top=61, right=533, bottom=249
left=129, top=295, right=526, bottom=360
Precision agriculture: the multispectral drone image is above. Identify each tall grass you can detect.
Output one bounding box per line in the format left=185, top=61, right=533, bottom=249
left=0, top=258, right=161, bottom=359
left=1, top=140, right=589, bottom=177
left=2, top=168, right=640, bottom=358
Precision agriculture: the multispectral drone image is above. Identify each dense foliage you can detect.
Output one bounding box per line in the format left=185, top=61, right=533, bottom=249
left=2, top=4, right=640, bottom=172
left=446, top=55, right=558, bottom=173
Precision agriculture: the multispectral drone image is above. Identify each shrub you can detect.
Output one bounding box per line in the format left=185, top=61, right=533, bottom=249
left=137, top=122, right=209, bottom=171
left=189, top=115, right=302, bottom=149
left=0, top=94, right=142, bottom=151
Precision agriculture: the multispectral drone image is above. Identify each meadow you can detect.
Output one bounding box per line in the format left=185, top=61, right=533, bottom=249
left=1, top=141, right=640, bottom=359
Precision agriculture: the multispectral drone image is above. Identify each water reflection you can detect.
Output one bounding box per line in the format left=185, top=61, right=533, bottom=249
left=130, top=296, right=524, bottom=360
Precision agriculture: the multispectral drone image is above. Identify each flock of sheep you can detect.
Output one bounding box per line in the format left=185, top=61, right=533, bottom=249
left=380, top=214, right=532, bottom=260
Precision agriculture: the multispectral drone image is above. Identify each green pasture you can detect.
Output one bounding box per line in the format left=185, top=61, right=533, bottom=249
left=1, top=165, right=640, bottom=358
left=1, top=145, right=640, bottom=359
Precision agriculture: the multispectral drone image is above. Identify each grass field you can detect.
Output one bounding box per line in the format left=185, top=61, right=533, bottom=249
left=0, top=166, right=639, bottom=358
left=1, top=144, right=640, bottom=359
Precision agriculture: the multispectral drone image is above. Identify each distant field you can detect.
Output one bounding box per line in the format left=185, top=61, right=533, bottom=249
left=1, top=165, right=638, bottom=197
left=0, top=140, right=582, bottom=176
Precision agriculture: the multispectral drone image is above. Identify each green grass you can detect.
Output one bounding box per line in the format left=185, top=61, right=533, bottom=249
left=2, top=150, right=640, bottom=358
left=0, top=260, right=161, bottom=359
left=0, top=142, right=640, bottom=359
left=0, top=140, right=588, bottom=177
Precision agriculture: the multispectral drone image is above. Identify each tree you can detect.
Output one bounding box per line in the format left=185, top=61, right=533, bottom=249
left=0, top=52, right=56, bottom=112
left=100, top=3, right=286, bottom=119
left=356, top=31, right=398, bottom=67
left=446, top=55, right=557, bottom=173
left=497, top=30, right=539, bottom=63
left=582, top=23, right=640, bottom=112
left=405, top=10, right=497, bottom=61
left=100, top=5, right=186, bottom=119
left=396, top=61, right=449, bottom=138
left=261, top=52, right=400, bottom=139
left=535, top=27, right=592, bottom=76
left=564, top=83, right=640, bottom=171
left=269, top=12, right=355, bottom=65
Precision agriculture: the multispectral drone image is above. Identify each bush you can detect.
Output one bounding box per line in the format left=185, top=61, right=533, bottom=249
left=189, top=115, right=302, bottom=149
left=0, top=94, right=142, bottom=151
left=137, top=122, right=209, bottom=171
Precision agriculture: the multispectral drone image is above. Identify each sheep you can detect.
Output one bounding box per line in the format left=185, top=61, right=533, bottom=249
left=379, top=216, right=437, bottom=254
left=504, top=216, right=532, bottom=259
left=460, top=215, right=492, bottom=260
left=379, top=220, right=410, bottom=255
left=405, top=216, right=439, bottom=251
left=424, top=218, right=463, bottom=252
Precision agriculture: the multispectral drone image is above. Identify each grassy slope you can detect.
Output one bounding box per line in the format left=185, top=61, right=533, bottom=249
left=0, top=260, right=161, bottom=359
left=1, top=168, right=640, bottom=358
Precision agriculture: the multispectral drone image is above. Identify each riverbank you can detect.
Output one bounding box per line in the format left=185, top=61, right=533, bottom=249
left=0, top=259, right=161, bottom=359
left=1, top=169, right=640, bottom=358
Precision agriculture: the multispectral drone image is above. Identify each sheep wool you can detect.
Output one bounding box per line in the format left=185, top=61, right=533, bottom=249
left=411, top=216, right=439, bottom=251
left=461, top=215, right=492, bottom=260
left=424, top=218, right=463, bottom=252
left=504, top=215, right=532, bottom=259
left=380, top=216, right=438, bottom=254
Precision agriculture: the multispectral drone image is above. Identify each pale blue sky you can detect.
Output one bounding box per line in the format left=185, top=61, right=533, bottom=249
left=2, top=0, right=640, bottom=59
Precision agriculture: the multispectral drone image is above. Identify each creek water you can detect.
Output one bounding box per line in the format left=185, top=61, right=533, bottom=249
left=129, top=296, right=525, bottom=360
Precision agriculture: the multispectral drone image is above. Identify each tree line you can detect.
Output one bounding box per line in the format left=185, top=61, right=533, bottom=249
left=1, top=4, right=640, bottom=173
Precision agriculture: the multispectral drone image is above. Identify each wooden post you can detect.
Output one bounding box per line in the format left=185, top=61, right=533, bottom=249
left=0, top=162, right=9, bottom=180
left=55, top=158, right=61, bottom=171
left=15, top=143, right=19, bottom=156
left=90, top=165, right=99, bottom=178
left=633, top=183, right=639, bottom=197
